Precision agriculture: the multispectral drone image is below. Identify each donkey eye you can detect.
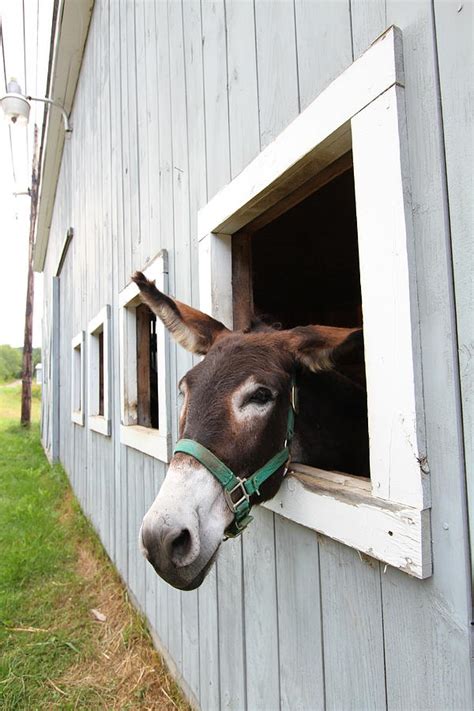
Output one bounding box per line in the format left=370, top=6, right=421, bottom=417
left=247, top=387, right=274, bottom=405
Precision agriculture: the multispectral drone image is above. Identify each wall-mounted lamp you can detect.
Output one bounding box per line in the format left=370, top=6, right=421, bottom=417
left=0, top=79, right=72, bottom=133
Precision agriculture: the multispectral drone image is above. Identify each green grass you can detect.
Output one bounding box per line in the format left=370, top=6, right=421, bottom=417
left=0, top=384, right=189, bottom=710
left=0, top=381, right=41, bottom=421
left=0, top=385, right=79, bottom=708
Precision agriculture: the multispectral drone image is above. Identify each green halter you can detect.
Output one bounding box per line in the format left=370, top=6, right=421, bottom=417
left=173, top=380, right=296, bottom=538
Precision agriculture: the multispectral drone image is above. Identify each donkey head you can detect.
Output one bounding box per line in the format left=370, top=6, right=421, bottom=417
left=133, top=272, right=360, bottom=590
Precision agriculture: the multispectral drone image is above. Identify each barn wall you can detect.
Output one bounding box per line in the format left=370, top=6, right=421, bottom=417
left=40, top=1, right=473, bottom=709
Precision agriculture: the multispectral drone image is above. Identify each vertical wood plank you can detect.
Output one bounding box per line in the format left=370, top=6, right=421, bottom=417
left=119, top=0, right=132, bottom=283
left=380, top=2, right=472, bottom=708
left=319, top=538, right=386, bottom=710
left=226, top=0, right=260, bottom=175
left=275, top=515, right=325, bottom=711
left=434, top=0, right=474, bottom=573
left=243, top=506, right=280, bottom=711
left=294, top=0, right=353, bottom=109
left=216, top=537, right=246, bottom=711
left=350, top=0, right=387, bottom=59
left=254, top=0, right=299, bottom=147
left=126, top=0, right=141, bottom=272
left=102, top=0, right=114, bottom=560
left=143, top=0, right=161, bottom=262
left=135, top=0, right=150, bottom=268
left=155, top=0, right=174, bottom=261
left=110, top=0, right=123, bottom=567
left=202, top=0, right=231, bottom=197
left=381, top=567, right=472, bottom=711
left=199, top=3, right=234, bottom=707
left=51, top=277, right=60, bottom=462
left=182, top=0, right=207, bottom=310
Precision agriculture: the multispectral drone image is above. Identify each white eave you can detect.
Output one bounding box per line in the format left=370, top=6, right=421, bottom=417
left=33, top=0, right=94, bottom=273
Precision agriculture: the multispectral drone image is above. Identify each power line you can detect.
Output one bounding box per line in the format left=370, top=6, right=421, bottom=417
left=22, top=0, right=27, bottom=92
left=0, top=18, right=7, bottom=89
left=21, top=0, right=30, bottom=166
left=1, top=16, right=18, bottom=185
left=35, top=0, right=39, bottom=96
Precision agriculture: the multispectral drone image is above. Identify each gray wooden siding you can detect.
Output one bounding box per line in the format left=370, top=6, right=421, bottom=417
left=41, top=1, right=473, bottom=709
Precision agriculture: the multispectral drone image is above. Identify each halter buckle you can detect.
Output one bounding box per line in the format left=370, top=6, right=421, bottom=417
left=224, top=477, right=250, bottom=514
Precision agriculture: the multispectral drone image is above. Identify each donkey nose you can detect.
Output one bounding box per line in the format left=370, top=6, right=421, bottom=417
left=142, top=521, right=200, bottom=570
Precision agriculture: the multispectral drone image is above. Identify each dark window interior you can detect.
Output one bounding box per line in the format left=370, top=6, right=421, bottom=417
left=136, top=304, right=159, bottom=429
left=98, top=330, right=104, bottom=416
left=236, top=166, right=362, bottom=329
left=232, top=156, right=369, bottom=477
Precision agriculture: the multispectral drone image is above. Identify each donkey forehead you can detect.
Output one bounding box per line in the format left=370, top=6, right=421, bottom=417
left=181, top=333, right=292, bottom=394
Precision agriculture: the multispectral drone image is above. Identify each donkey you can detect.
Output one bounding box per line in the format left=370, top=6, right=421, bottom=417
left=133, top=271, right=368, bottom=590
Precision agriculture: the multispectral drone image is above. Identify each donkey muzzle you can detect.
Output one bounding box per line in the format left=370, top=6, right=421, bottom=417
left=139, top=454, right=233, bottom=589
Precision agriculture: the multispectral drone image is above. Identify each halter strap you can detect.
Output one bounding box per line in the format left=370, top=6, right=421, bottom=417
left=173, top=378, right=296, bottom=538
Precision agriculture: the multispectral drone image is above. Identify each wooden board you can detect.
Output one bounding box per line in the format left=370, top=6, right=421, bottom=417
left=254, top=0, right=299, bottom=148
left=433, top=0, right=474, bottom=582
left=201, top=0, right=231, bottom=198
left=226, top=0, right=260, bottom=175
left=242, top=506, right=280, bottom=710
left=319, top=537, right=386, bottom=710
left=295, top=0, right=353, bottom=109
left=275, top=515, right=325, bottom=711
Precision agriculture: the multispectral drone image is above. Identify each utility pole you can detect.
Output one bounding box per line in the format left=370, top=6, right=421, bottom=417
left=20, top=124, right=39, bottom=427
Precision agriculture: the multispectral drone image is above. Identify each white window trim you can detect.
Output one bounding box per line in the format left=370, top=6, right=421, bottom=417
left=119, top=251, right=171, bottom=462
left=71, top=331, right=85, bottom=426
left=87, top=305, right=111, bottom=437
left=197, top=27, right=431, bottom=579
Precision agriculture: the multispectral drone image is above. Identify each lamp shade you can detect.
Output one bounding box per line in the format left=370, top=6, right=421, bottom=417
left=0, top=80, right=30, bottom=126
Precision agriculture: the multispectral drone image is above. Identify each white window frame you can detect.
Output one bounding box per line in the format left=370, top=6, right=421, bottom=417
left=87, top=305, right=111, bottom=436
left=119, top=251, right=171, bottom=462
left=197, top=27, right=431, bottom=579
left=71, top=331, right=85, bottom=426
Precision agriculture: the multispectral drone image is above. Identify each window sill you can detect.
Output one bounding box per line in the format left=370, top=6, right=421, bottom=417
left=72, top=410, right=84, bottom=426
left=89, top=415, right=111, bottom=437
left=263, top=464, right=431, bottom=579
left=120, top=424, right=170, bottom=463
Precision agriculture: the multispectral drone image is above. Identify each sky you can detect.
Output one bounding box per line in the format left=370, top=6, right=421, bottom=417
left=0, top=0, right=54, bottom=349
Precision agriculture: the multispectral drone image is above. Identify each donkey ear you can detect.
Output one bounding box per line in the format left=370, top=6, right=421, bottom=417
left=131, top=271, right=230, bottom=354
left=289, top=325, right=364, bottom=373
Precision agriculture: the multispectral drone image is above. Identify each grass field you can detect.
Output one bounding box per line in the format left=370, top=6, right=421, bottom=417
left=0, top=383, right=189, bottom=710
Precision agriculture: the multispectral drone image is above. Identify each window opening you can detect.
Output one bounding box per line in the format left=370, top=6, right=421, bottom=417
left=232, top=156, right=370, bottom=477
left=73, top=341, right=82, bottom=414
left=136, top=304, right=159, bottom=430
left=71, top=331, right=84, bottom=426
left=98, top=329, right=104, bottom=416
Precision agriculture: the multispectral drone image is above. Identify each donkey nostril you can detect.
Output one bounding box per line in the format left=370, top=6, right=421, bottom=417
left=172, top=529, right=191, bottom=557
left=163, top=526, right=194, bottom=566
